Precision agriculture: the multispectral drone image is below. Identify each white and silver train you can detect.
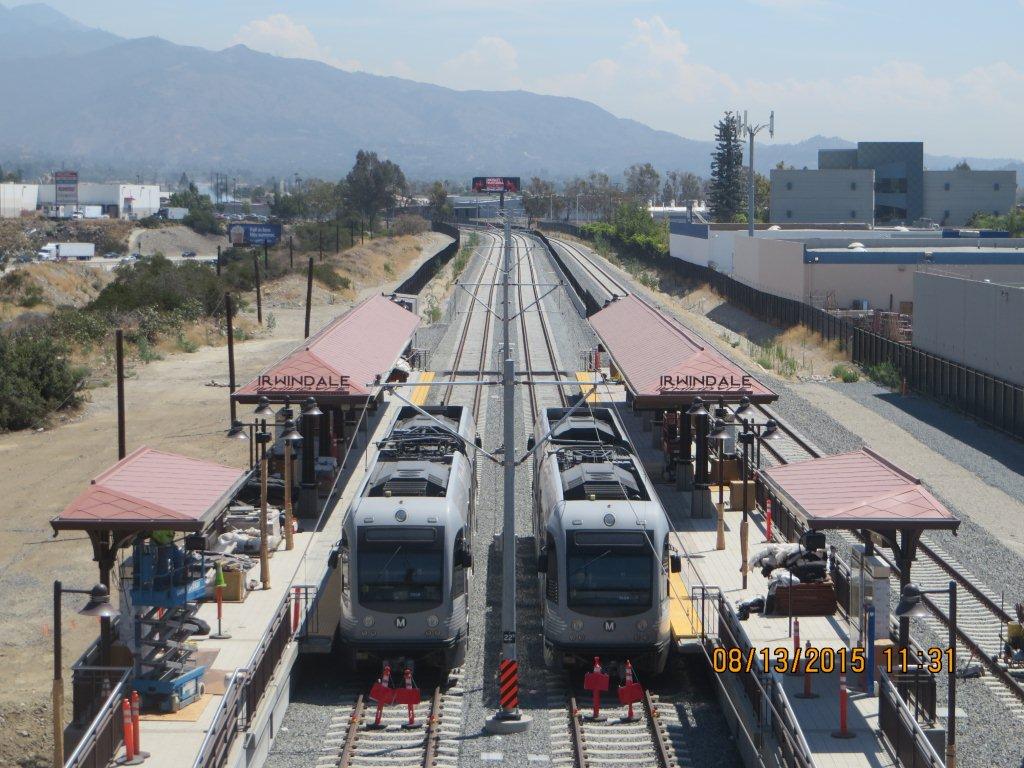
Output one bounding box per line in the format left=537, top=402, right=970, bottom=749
left=332, top=405, right=477, bottom=670
left=532, top=407, right=681, bottom=673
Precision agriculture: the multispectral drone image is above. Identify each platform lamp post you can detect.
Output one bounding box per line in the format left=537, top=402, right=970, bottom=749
left=52, top=582, right=120, bottom=768
left=738, top=425, right=756, bottom=589
left=896, top=582, right=958, bottom=768
left=281, top=418, right=303, bottom=550
left=686, top=397, right=709, bottom=511
left=709, top=419, right=729, bottom=550
left=299, top=397, right=323, bottom=518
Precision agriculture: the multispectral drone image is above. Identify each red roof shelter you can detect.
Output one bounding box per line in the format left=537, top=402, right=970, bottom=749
left=758, top=447, right=960, bottom=645
left=589, top=294, right=777, bottom=408
left=51, top=447, right=249, bottom=605
left=233, top=294, right=420, bottom=407
left=758, top=448, right=959, bottom=533
left=52, top=447, right=247, bottom=533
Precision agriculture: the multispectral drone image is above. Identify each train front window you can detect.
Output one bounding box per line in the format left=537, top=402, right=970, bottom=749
left=566, top=531, right=653, bottom=616
left=357, top=526, right=444, bottom=612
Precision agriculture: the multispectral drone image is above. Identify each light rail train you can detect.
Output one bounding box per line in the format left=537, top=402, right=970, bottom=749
left=333, top=405, right=477, bottom=670
left=532, top=406, right=680, bottom=673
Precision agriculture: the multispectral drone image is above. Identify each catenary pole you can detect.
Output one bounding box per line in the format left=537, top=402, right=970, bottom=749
left=486, top=200, right=531, bottom=733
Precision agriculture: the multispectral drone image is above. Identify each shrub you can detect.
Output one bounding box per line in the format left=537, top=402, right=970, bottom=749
left=312, top=264, right=352, bottom=291
left=867, top=361, right=901, bottom=389
left=392, top=215, right=429, bottom=236
left=176, top=335, right=199, bottom=353
left=831, top=364, right=859, bottom=383
left=0, top=330, right=86, bottom=431
left=91, top=254, right=224, bottom=317
left=17, top=284, right=44, bottom=308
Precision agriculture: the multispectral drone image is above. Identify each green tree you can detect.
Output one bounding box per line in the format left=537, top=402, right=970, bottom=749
left=524, top=177, right=563, bottom=223
left=661, top=171, right=703, bottom=205
left=271, top=191, right=306, bottom=220
left=426, top=181, right=451, bottom=221
left=344, top=150, right=407, bottom=232
left=624, top=163, right=661, bottom=204
left=168, top=183, right=221, bottom=235
left=954, top=160, right=971, bottom=171
left=708, top=111, right=745, bottom=222
left=967, top=209, right=1024, bottom=236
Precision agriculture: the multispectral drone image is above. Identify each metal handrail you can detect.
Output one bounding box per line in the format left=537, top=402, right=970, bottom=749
left=698, top=592, right=818, bottom=768
left=878, top=671, right=945, bottom=768
left=191, top=670, right=247, bottom=768
left=63, top=668, right=131, bottom=768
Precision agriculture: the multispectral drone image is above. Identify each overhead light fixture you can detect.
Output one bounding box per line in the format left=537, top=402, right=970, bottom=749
left=734, top=396, right=755, bottom=419
left=894, top=584, right=931, bottom=620
left=226, top=420, right=248, bottom=440
left=303, top=397, right=323, bottom=417
left=281, top=419, right=302, bottom=442
left=253, top=396, right=275, bottom=419
left=686, top=397, right=708, bottom=418
left=77, top=584, right=120, bottom=619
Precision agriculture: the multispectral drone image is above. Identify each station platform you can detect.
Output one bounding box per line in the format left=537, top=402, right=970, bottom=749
left=672, top=502, right=897, bottom=768
left=109, top=379, right=417, bottom=768
left=580, top=374, right=899, bottom=768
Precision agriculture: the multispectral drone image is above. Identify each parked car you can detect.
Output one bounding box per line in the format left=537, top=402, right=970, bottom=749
left=104, top=251, right=121, bottom=259
left=181, top=250, right=197, bottom=258
left=130, top=252, right=142, bottom=260
left=15, top=253, right=34, bottom=264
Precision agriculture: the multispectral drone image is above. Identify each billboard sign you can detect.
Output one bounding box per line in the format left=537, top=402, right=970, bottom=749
left=54, top=170, right=78, bottom=207
left=228, top=222, right=283, bottom=246
left=472, top=176, right=521, bottom=193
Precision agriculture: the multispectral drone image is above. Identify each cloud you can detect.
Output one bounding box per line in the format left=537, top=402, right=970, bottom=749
left=439, top=36, right=522, bottom=90
left=747, top=0, right=826, bottom=8
left=233, top=14, right=359, bottom=70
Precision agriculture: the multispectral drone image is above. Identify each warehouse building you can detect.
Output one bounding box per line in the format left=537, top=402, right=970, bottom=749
left=0, top=183, right=39, bottom=218
left=731, top=230, right=1024, bottom=312
left=38, top=182, right=161, bottom=219
left=913, top=271, right=1024, bottom=386
left=770, top=141, right=1017, bottom=227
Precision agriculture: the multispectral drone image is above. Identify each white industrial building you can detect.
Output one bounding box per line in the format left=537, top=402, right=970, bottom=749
left=37, top=182, right=162, bottom=219
left=913, top=271, right=1024, bottom=386
left=0, top=183, right=40, bottom=218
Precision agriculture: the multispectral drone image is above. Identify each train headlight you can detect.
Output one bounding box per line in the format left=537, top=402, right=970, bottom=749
left=427, top=614, right=439, bottom=628
left=570, top=619, right=584, bottom=632
left=363, top=615, right=375, bottom=628
left=636, top=619, right=649, bottom=632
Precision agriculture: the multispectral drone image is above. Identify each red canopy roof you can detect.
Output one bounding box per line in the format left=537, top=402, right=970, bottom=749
left=234, top=294, right=420, bottom=403
left=589, top=294, right=776, bottom=406
left=52, top=447, right=247, bottom=532
left=759, top=448, right=960, bottom=531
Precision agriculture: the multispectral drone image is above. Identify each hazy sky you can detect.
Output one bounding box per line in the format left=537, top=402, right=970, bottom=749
left=14, top=0, right=1024, bottom=157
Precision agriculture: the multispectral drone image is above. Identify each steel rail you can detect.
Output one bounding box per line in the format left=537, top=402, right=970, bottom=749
left=443, top=231, right=501, bottom=421
left=567, top=696, right=588, bottom=768
left=514, top=233, right=567, bottom=416
left=641, top=689, right=674, bottom=768
left=422, top=686, right=443, bottom=768
left=553, top=236, right=629, bottom=300
left=337, top=694, right=365, bottom=768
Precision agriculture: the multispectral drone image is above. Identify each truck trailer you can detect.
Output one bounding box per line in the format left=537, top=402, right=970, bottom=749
left=38, top=242, right=96, bottom=261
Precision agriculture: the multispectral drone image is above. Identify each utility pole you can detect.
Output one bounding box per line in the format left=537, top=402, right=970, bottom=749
left=739, top=110, right=774, bottom=238
left=486, top=202, right=531, bottom=734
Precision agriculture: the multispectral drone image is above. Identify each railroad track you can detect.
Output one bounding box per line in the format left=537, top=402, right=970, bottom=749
left=441, top=230, right=501, bottom=421
left=513, top=232, right=568, bottom=415
left=756, top=407, right=1024, bottom=720
left=326, top=669, right=464, bottom=768
left=549, top=236, right=629, bottom=305
left=545, top=674, right=683, bottom=768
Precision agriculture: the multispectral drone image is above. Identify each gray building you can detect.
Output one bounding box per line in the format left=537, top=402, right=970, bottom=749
left=771, top=140, right=1017, bottom=227
left=769, top=169, right=874, bottom=224
left=913, top=271, right=1024, bottom=386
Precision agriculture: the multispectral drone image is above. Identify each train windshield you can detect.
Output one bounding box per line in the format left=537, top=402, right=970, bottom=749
left=357, top=526, right=444, bottom=612
left=566, top=531, right=653, bottom=616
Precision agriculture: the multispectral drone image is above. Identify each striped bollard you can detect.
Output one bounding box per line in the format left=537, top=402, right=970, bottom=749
left=130, top=691, right=150, bottom=760
left=795, top=641, right=818, bottom=699
left=764, top=499, right=773, bottom=542
left=118, top=698, right=143, bottom=765
left=831, top=671, right=856, bottom=739
left=499, top=658, right=520, bottom=714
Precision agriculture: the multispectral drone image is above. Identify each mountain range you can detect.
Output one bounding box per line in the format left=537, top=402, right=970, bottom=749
left=1, top=3, right=1021, bottom=182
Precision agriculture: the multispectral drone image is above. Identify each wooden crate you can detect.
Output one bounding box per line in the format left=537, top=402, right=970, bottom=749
left=770, top=580, right=837, bottom=616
